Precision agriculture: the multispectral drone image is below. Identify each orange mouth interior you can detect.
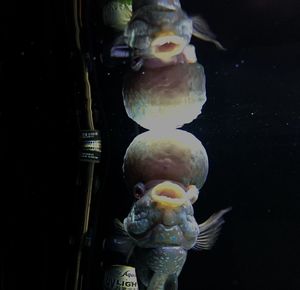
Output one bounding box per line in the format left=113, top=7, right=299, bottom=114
left=157, top=42, right=179, bottom=53
left=151, top=35, right=186, bottom=61
left=151, top=181, right=186, bottom=208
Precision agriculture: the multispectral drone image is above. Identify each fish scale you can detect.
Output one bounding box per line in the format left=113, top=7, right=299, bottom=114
left=135, top=247, right=187, bottom=289
left=118, top=180, right=231, bottom=289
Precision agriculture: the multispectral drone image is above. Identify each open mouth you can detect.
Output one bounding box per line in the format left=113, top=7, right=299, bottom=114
left=151, top=35, right=186, bottom=60
left=151, top=181, right=186, bottom=208
left=157, top=42, right=178, bottom=53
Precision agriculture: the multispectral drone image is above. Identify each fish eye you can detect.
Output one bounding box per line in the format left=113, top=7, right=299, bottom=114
left=129, top=20, right=149, bottom=36
left=178, top=19, right=193, bottom=36
left=125, top=20, right=150, bottom=49
left=133, top=182, right=146, bottom=199
left=134, top=36, right=151, bottom=50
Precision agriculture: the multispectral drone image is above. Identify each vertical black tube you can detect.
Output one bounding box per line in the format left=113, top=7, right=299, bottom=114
left=71, top=0, right=102, bottom=289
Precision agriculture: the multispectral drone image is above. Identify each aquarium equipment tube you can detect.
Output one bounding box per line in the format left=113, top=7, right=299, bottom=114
left=72, top=0, right=101, bottom=289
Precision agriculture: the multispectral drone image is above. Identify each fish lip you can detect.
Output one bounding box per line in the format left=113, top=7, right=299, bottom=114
left=150, top=181, right=187, bottom=208
left=156, top=42, right=178, bottom=53
left=151, top=35, right=184, bottom=47
left=151, top=35, right=186, bottom=59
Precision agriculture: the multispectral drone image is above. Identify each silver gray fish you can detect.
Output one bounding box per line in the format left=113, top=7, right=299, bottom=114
left=107, top=181, right=231, bottom=290
left=109, top=0, right=225, bottom=69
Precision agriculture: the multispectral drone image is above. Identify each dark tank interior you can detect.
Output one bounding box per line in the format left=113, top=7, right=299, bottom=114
left=1, top=0, right=300, bottom=289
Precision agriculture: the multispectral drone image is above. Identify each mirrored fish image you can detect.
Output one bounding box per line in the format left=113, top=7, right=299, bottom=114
left=104, top=0, right=224, bottom=69
left=103, top=0, right=225, bottom=131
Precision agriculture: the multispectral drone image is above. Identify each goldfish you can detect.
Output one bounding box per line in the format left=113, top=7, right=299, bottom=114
left=107, top=0, right=224, bottom=69
left=107, top=180, right=231, bottom=290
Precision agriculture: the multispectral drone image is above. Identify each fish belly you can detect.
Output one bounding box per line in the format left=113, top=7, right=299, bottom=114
left=135, top=247, right=187, bottom=289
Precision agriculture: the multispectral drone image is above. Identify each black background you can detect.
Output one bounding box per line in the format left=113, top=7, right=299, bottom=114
left=1, top=0, right=300, bottom=289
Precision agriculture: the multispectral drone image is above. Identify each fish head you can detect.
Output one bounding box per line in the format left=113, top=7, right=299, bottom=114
left=126, top=180, right=200, bottom=248
left=124, top=181, right=199, bottom=249
left=124, top=6, right=193, bottom=61
left=149, top=31, right=188, bottom=61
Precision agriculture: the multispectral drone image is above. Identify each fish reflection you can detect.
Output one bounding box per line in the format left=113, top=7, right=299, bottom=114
left=107, top=0, right=224, bottom=69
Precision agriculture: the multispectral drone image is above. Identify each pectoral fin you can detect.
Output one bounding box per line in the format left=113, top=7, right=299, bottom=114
left=103, top=219, right=135, bottom=263
left=192, top=16, right=226, bottom=50
left=131, top=57, right=144, bottom=71
left=193, top=207, right=231, bottom=251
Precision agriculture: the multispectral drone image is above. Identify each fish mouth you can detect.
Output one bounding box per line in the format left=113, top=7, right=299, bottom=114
left=151, top=181, right=186, bottom=208
left=151, top=35, right=186, bottom=61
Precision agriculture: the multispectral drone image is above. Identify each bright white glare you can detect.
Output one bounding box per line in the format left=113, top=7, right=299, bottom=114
left=123, top=62, right=206, bottom=130
left=130, top=101, right=203, bottom=131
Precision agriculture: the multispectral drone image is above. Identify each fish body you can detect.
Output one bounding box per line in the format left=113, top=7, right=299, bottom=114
left=134, top=247, right=186, bottom=290
left=108, top=181, right=230, bottom=289
left=123, top=181, right=199, bottom=289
